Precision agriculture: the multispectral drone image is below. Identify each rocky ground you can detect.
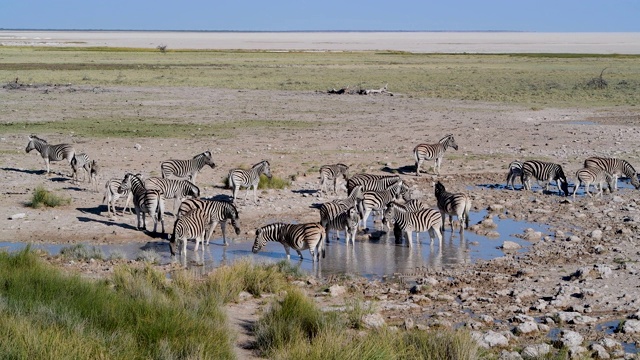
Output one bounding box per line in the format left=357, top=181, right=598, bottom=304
left=1, top=85, right=640, bottom=358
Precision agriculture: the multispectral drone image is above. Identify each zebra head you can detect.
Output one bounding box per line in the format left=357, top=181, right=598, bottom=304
left=399, top=183, right=413, bottom=202
left=632, top=173, right=640, bottom=190
left=440, top=134, right=458, bottom=151
left=118, top=173, right=137, bottom=194
left=382, top=202, right=399, bottom=229
left=252, top=226, right=268, bottom=253
left=348, top=185, right=364, bottom=200
left=187, top=181, right=200, bottom=198
left=25, top=135, right=44, bottom=153
left=434, top=181, right=446, bottom=199
left=226, top=203, right=241, bottom=235
left=259, top=160, right=272, bottom=179
left=337, top=163, right=350, bottom=180
left=203, top=151, right=216, bottom=169
left=556, top=167, right=570, bottom=196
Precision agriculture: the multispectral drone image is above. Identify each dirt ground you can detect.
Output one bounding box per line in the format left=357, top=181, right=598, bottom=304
left=2, top=85, right=640, bottom=356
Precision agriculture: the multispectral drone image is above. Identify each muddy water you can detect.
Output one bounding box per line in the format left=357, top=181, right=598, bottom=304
left=0, top=210, right=547, bottom=279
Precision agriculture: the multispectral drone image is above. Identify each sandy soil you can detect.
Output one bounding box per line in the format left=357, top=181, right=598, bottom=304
left=2, top=84, right=640, bottom=356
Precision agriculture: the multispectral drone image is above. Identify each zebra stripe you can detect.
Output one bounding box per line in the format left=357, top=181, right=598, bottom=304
left=319, top=163, right=349, bottom=194
left=118, top=173, right=165, bottom=234
left=521, top=160, right=569, bottom=196
left=324, top=207, right=360, bottom=245
left=402, top=197, right=430, bottom=212
left=169, top=208, right=210, bottom=256
left=71, top=153, right=91, bottom=184
left=25, top=134, right=76, bottom=174
left=382, top=201, right=443, bottom=246
left=252, top=222, right=326, bottom=262
left=413, top=134, right=458, bottom=176
left=572, top=167, right=614, bottom=198
left=346, top=173, right=401, bottom=194
left=360, top=181, right=404, bottom=230
left=160, top=151, right=216, bottom=184
left=434, top=181, right=471, bottom=233
left=506, top=160, right=523, bottom=190
left=319, top=185, right=364, bottom=237
left=228, top=160, right=272, bottom=204
left=177, top=198, right=240, bottom=246
left=102, top=177, right=133, bottom=217
left=145, top=177, right=200, bottom=212
left=583, top=156, right=639, bottom=190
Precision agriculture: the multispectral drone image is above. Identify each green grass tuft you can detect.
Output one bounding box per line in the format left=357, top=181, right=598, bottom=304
left=60, top=244, right=104, bottom=261
left=258, top=174, right=291, bottom=190
left=27, top=186, right=71, bottom=208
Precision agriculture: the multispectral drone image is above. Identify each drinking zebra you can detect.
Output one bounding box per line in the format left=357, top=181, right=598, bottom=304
left=323, top=207, right=360, bottom=245
left=319, top=163, right=349, bottom=194
left=521, top=160, right=570, bottom=196
left=228, top=160, right=272, bottom=204
left=346, top=173, right=401, bottom=194
left=434, top=181, right=471, bottom=233
left=160, top=151, right=216, bottom=185
left=506, top=160, right=523, bottom=190
left=169, top=208, right=210, bottom=256
left=145, top=177, right=200, bottom=213
left=319, top=185, right=364, bottom=241
left=382, top=201, right=443, bottom=246
left=360, top=181, right=404, bottom=231
left=118, top=173, right=165, bottom=234
left=177, top=199, right=241, bottom=246
left=103, top=177, right=133, bottom=217
left=583, top=156, right=640, bottom=191
left=71, top=153, right=91, bottom=184
left=413, top=134, right=458, bottom=176
left=572, top=167, right=615, bottom=198
left=252, top=222, right=326, bottom=262
left=25, top=134, right=76, bottom=175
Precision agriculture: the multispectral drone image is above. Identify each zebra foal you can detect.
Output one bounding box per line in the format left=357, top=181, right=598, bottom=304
left=324, top=207, right=360, bottom=245
left=103, top=177, right=133, bottom=217
left=25, top=134, right=76, bottom=175
left=169, top=208, right=210, bottom=256
left=434, top=181, right=471, bottom=233
left=252, top=222, right=326, bottom=262
left=118, top=173, right=165, bottom=234
left=413, top=134, right=458, bottom=176
left=382, top=201, right=443, bottom=246
left=521, top=160, right=570, bottom=196
left=228, top=160, right=272, bottom=204
left=360, top=181, right=404, bottom=231
left=346, top=173, right=401, bottom=194
left=177, top=199, right=241, bottom=246
left=161, top=151, right=216, bottom=185
left=71, top=153, right=91, bottom=184
left=319, top=185, right=364, bottom=240
left=583, top=156, right=640, bottom=191
left=319, top=163, right=349, bottom=194
left=572, top=167, right=614, bottom=198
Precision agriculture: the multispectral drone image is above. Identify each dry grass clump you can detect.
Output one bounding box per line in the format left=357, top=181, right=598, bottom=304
left=27, top=186, right=71, bottom=208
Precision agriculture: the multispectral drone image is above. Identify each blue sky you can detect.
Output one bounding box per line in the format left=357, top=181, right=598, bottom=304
left=1, top=0, right=638, bottom=32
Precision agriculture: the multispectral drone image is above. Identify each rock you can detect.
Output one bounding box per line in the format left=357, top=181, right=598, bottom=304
left=501, top=241, right=522, bottom=250
left=499, top=350, right=523, bottom=360
left=589, top=343, right=610, bottom=359
left=473, top=330, right=509, bottom=348
left=595, top=264, right=612, bottom=279
left=590, top=229, right=603, bottom=240
left=489, top=204, right=505, bottom=212
left=514, top=321, right=538, bottom=335
left=362, top=313, right=386, bottom=329
left=622, top=319, right=640, bottom=334
left=403, top=317, right=415, bottom=330
left=9, top=213, right=26, bottom=220
left=238, top=291, right=253, bottom=301
left=612, top=196, right=624, bottom=203
left=560, top=330, right=583, bottom=348
left=521, top=343, right=551, bottom=359
left=598, top=337, right=621, bottom=350
left=328, top=284, right=346, bottom=297
left=134, top=143, right=142, bottom=150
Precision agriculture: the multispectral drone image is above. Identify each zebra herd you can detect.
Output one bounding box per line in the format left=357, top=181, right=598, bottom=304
left=24, top=133, right=640, bottom=265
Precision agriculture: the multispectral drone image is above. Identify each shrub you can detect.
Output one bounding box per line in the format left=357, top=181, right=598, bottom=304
left=27, top=186, right=71, bottom=208
left=60, top=244, right=104, bottom=261
left=258, top=174, right=291, bottom=190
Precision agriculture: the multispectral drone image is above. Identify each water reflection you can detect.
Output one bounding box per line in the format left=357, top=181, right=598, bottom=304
left=0, top=210, right=546, bottom=279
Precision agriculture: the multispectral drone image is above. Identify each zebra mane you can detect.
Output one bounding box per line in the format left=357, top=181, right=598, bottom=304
left=439, top=134, right=454, bottom=143
left=254, top=160, right=269, bottom=168
left=29, top=134, right=47, bottom=143
left=194, top=151, right=211, bottom=159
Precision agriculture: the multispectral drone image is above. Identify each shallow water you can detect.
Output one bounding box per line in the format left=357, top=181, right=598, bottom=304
left=0, top=210, right=547, bottom=279
left=473, top=176, right=637, bottom=195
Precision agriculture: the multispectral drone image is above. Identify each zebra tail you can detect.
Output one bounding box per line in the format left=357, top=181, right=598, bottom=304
left=321, top=228, right=327, bottom=259
left=464, top=197, right=472, bottom=228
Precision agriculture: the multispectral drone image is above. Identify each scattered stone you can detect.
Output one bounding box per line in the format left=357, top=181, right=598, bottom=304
left=590, top=229, right=603, bottom=240
left=328, top=284, right=346, bottom=297
left=589, top=343, right=610, bottom=359
left=499, top=350, right=523, bottom=360
left=622, top=319, right=640, bottom=334
left=521, top=343, right=551, bottom=359
left=501, top=241, right=521, bottom=250
left=489, top=204, right=505, bottom=212
left=134, top=143, right=142, bottom=150
left=559, top=330, right=583, bottom=348
left=361, top=313, right=386, bottom=329
left=9, top=213, right=25, bottom=220
left=514, top=321, right=538, bottom=335
left=472, top=330, right=509, bottom=348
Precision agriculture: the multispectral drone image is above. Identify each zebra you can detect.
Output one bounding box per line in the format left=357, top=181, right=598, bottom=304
left=506, top=160, right=523, bottom=190
left=160, top=151, right=216, bottom=185
left=177, top=199, right=241, bottom=246
left=583, top=156, right=640, bottom=191
left=521, top=160, right=570, bottom=196
left=88, top=160, right=100, bottom=192
left=319, top=163, right=349, bottom=194
left=434, top=181, right=471, bottom=233
left=118, top=173, right=165, bottom=234
left=413, top=134, right=458, bottom=176
left=402, top=197, right=430, bottom=212
left=323, top=207, right=360, bottom=245
left=572, top=167, right=615, bottom=198
left=360, top=181, right=404, bottom=231
left=252, top=222, right=326, bottom=262
left=228, top=160, right=272, bottom=204
left=103, top=177, right=133, bottom=217
left=346, top=173, right=401, bottom=194
left=168, top=208, right=210, bottom=256
left=382, top=201, right=443, bottom=246
left=25, top=134, right=76, bottom=175
left=145, top=177, right=200, bottom=213
left=71, top=153, right=91, bottom=184
left=319, top=185, right=364, bottom=240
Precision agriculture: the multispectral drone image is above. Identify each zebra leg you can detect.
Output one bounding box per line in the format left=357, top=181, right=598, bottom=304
left=361, top=209, right=373, bottom=231
left=449, top=215, right=454, bottom=231
left=296, top=249, right=304, bottom=260
left=435, top=157, right=442, bottom=175
left=284, top=245, right=291, bottom=259
left=220, top=221, right=229, bottom=246
left=415, top=159, right=422, bottom=176
left=45, top=158, right=51, bottom=174
left=439, top=210, right=446, bottom=233
left=252, top=184, right=258, bottom=204
left=586, top=181, right=593, bottom=197
left=405, top=230, right=413, bottom=247
left=572, top=180, right=580, bottom=198
left=124, top=193, right=133, bottom=216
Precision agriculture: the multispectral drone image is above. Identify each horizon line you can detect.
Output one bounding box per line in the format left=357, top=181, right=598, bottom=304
left=0, top=28, right=542, bottom=33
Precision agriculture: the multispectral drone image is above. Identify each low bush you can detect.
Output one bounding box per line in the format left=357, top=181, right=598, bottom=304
left=27, top=186, right=71, bottom=208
